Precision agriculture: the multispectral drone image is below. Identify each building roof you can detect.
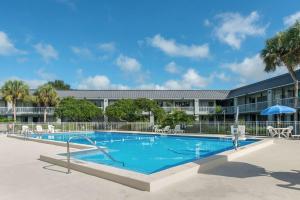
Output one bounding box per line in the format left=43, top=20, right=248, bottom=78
left=227, top=69, right=300, bottom=98
left=56, top=90, right=230, bottom=100
left=3, top=70, right=298, bottom=101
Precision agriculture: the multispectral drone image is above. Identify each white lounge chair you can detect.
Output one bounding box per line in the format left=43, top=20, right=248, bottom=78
left=267, top=126, right=278, bottom=137
left=152, top=125, right=160, bottom=132
left=35, top=125, right=43, bottom=133
left=173, top=125, right=184, bottom=134
left=163, top=126, right=170, bottom=133
left=291, top=128, right=300, bottom=139
left=157, top=126, right=170, bottom=133
left=284, top=126, right=293, bottom=138
left=21, top=125, right=29, bottom=135
left=48, top=125, right=55, bottom=133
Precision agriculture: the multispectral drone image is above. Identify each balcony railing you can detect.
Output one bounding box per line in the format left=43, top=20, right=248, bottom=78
left=0, top=107, right=55, bottom=115
left=224, top=97, right=300, bottom=114
left=198, top=106, right=216, bottom=114
left=161, top=106, right=194, bottom=113
left=236, top=101, right=269, bottom=113
left=0, top=98, right=299, bottom=117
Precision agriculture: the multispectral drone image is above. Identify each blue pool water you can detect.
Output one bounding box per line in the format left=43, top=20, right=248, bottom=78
left=31, top=132, right=258, bottom=174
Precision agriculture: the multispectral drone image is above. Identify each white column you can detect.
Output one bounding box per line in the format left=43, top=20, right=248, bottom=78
left=194, top=99, right=199, bottom=121
left=103, top=99, right=108, bottom=111
left=150, top=113, right=154, bottom=125
left=234, top=97, right=238, bottom=114
left=103, top=99, right=109, bottom=122
left=267, top=89, right=273, bottom=121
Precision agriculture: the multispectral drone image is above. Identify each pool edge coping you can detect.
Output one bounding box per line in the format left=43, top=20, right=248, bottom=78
left=39, top=138, right=273, bottom=191
left=7, top=133, right=273, bottom=192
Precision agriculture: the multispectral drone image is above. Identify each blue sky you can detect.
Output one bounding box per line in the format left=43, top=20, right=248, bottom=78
left=0, top=0, right=300, bottom=90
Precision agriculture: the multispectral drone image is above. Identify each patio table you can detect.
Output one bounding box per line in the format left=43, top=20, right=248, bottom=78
left=273, top=128, right=290, bottom=138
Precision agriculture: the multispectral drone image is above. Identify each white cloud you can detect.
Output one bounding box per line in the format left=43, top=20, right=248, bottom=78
left=71, top=46, right=93, bottom=58
left=284, top=11, right=300, bottom=27
left=147, top=34, right=209, bottom=59
left=0, top=76, right=46, bottom=89
left=25, top=79, right=47, bottom=89
left=0, top=31, right=26, bottom=56
left=77, top=75, right=129, bottom=90
left=16, top=57, right=29, bottom=63
left=224, top=54, right=287, bottom=85
left=34, top=43, right=58, bottom=62
left=204, top=19, right=211, bottom=27
left=164, top=61, right=180, bottom=74
left=116, top=54, right=141, bottom=72
left=210, top=72, right=230, bottom=82
left=57, top=0, right=76, bottom=10
left=98, top=42, right=116, bottom=52
left=214, top=11, right=267, bottom=49
left=76, top=68, right=83, bottom=78
left=36, top=68, right=56, bottom=80
left=141, top=68, right=209, bottom=90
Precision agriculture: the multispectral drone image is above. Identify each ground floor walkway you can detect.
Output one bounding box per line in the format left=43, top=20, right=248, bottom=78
left=0, top=135, right=299, bottom=200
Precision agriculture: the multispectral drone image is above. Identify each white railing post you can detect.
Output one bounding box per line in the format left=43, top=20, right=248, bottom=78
left=255, top=121, right=258, bottom=136
left=199, top=121, right=202, bottom=134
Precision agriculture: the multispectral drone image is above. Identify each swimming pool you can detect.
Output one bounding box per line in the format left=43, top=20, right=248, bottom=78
left=31, top=132, right=258, bottom=174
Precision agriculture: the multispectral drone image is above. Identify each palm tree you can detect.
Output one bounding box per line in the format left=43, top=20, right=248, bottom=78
left=1, top=80, right=29, bottom=122
left=35, top=84, right=59, bottom=122
left=261, top=21, right=300, bottom=122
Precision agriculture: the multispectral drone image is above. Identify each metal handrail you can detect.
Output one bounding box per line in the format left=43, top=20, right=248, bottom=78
left=67, top=135, right=124, bottom=174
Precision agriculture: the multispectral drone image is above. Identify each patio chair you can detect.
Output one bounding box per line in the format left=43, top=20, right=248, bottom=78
left=157, top=126, right=170, bottom=133
left=284, top=126, right=293, bottom=138
left=21, top=125, right=30, bottom=135
left=173, top=125, right=184, bottom=134
left=267, top=126, right=278, bottom=137
left=48, top=125, right=55, bottom=133
left=35, top=125, right=43, bottom=133
left=291, top=130, right=300, bottom=139
left=152, top=125, right=160, bottom=132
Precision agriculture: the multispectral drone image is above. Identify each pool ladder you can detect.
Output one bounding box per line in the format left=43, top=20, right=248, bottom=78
left=67, top=135, right=124, bottom=174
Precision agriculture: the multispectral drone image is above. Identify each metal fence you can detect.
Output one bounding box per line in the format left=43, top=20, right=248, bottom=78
left=1, top=121, right=299, bottom=137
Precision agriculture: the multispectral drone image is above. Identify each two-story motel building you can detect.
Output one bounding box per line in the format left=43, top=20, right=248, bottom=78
left=1, top=70, right=300, bottom=122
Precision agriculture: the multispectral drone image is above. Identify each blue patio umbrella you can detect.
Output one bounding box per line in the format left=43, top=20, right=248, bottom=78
left=260, top=105, right=296, bottom=115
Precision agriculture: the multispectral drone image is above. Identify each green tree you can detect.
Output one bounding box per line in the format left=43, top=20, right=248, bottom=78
left=261, top=21, right=300, bottom=121
left=34, top=84, right=59, bottom=122
left=215, top=105, right=223, bottom=121
left=105, top=99, right=139, bottom=122
left=48, top=80, right=71, bottom=90
left=134, top=98, right=165, bottom=122
left=161, top=110, right=195, bottom=128
left=55, top=97, right=102, bottom=122
left=1, top=80, right=29, bottom=122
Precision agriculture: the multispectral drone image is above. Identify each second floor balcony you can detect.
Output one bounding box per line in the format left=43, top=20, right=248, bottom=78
left=0, top=107, right=55, bottom=115
left=161, top=106, right=195, bottom=114
left=198, top=107, right=216, bottom=114
left=223, top=97, right=300, bottom=114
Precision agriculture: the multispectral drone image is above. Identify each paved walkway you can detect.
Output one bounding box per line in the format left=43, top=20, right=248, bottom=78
left=0, top=135, right=299, bottom=200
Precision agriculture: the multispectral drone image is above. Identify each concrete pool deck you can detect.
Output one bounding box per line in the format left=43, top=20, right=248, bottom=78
left=0, top=135, right=299, bottom=200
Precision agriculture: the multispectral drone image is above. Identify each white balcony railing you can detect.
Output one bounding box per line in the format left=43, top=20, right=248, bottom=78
left=198, top=106, right=216, bottom=114
left=0, top=107, right=55, bottom=115
left=161, top=106, right=195, bottom=113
